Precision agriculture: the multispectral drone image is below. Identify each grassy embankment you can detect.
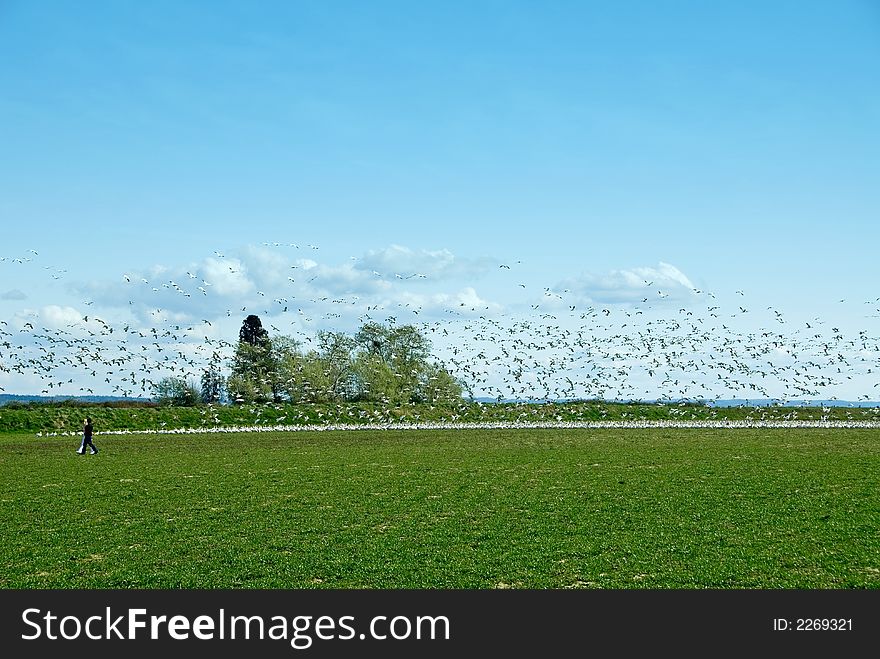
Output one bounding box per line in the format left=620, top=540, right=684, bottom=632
left=2, top=399, right=878, bottom=434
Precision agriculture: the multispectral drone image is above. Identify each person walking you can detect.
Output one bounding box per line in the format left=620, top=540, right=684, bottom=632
left=77, top=417, right=98, bottom=455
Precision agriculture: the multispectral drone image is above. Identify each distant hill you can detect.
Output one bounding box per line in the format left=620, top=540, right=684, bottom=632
left=473, top=397, right=879, bottom=408
left=0, top=394, right=153, bottom=406
left=708, top=398, right=879, bottom=408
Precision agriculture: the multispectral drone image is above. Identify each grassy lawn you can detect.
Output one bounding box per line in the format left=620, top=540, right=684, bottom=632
left=1, top=428, right=877, bottom=588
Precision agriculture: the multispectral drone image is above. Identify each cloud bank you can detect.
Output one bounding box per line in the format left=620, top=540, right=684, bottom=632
left=558, top=262, right=698, bottom=305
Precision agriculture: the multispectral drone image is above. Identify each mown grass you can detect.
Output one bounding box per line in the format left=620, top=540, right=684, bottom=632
left=0, top=428, right=877, bottom=589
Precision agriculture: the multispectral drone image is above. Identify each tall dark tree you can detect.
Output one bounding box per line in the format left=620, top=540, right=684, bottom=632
left=228, top=315, right=278, bottom=403
left=240, top=314, right=269, bottom=347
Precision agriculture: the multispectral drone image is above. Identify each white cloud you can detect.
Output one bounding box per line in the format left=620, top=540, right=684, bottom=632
left=649, top=262, right=695, bottom=289
left=39, top=305, right=83, bottom=328
left=238, top=245, right=291, bottom=286
left=391, top=286, right=503, bottom=317
left=201, top=257, right=254, bottom=297
left=455, top=286, right=499, bottom=311
left=305, top=262, right=392, bottom=296
left=10, top=306, right=89, bottom=332
left=355, top=244, right=495, bottom=280
left=56, top=244, right=511, bottom=342
left=559, top=262, right=698, bottom=305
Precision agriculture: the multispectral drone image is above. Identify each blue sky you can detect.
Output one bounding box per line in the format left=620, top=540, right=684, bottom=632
left=1, top=1, right=878, bottom=402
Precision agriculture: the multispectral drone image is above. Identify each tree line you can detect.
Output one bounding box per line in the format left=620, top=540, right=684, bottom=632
left=153, top=315, right=465, bottom=406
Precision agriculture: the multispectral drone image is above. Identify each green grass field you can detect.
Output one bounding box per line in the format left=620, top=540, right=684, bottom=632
left=1, top=427, right=877, bottom=589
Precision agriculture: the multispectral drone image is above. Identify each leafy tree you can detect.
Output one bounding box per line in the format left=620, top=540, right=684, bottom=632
left=153, top=376, right=200, bottom=406
left=276, top=347, right=332, bottom=403
left=352, top=321, right=453, bottom=403
left=353, top=351, right=398, bottom=403
left=355, top=321, right=429, bottom=366
left=316, top=330, right=358, bottom=401
left=200, top=361, right=226, bottom=404
left=418, top=361, right=466, bottom=404
left=227, top=316, right=463, bottom=405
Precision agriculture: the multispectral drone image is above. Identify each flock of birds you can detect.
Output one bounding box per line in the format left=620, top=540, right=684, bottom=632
left=1, top=243, right=878, bottom=407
